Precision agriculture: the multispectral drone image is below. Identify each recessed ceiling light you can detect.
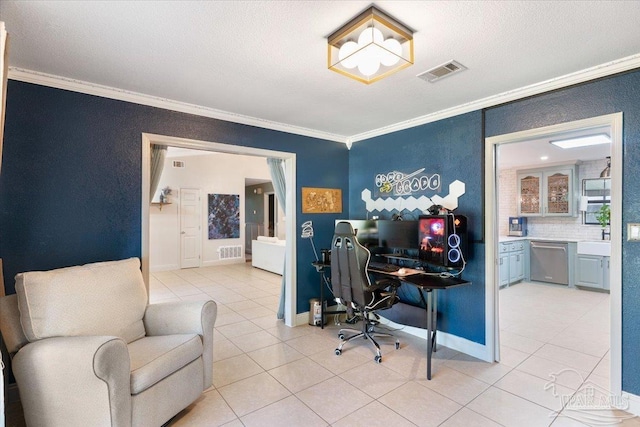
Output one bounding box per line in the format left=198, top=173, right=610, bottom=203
left=550, top=133, right=611, bottom=149
left=540, top=156, right=549, bottom=160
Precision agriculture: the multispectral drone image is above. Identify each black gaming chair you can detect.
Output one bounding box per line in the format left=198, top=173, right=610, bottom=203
left=330, top=221, right=401, bottom=363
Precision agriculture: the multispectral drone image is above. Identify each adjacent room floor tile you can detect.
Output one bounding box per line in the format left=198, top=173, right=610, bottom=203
left=467, top=386, right=556, bottom=426
left=416, top=365, right=490, bottom=406
left=332, top=400, right=417, bottom=427
left=240, top=395, right=327, bottom=427
left=377, top=381, right=462, bottom=427
left=268, top=357, right=334, bottom=394
left=212, top=354, right=264, bottom=388
left=296, top=376, right=373, bottom=424
left=169, top=390, right=238, bottom=427
left=217, top=372, right=291, bottom=417
left=439, top=407, right=503, bottom=427
left=341, top=361, right=409, bottom=399
left=247, top=342, right=305, bottom=370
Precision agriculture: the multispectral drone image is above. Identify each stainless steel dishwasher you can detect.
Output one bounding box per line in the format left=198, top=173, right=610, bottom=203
left=530, top=241, right=569, bottom=285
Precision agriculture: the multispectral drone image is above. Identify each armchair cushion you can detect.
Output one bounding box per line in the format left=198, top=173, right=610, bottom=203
left=15, top=258, right=148, bottom=343
left=128, top=334, right=203, bottom=395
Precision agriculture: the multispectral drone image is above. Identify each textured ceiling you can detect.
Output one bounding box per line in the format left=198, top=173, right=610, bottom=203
left=2, top=1, right=640, bottom=143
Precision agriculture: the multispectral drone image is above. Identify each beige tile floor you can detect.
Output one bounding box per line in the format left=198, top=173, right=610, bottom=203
left=151, top=264, right=638, bottom=427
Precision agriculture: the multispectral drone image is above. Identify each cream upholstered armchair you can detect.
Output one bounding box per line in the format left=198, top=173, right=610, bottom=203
left=0, top=258, right=216, bottom=427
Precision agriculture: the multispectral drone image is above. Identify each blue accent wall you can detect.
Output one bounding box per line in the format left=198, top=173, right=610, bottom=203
left=350, top=112, right=486, bottom=344
left=0, top=81, right=349, bottom=315
left=485, top=69, right=640, bottom=396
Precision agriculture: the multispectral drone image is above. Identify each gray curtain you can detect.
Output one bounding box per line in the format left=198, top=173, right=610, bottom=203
left=267, top=158, right=287, bottom=319
left=150, top=144, right=167, bottom=200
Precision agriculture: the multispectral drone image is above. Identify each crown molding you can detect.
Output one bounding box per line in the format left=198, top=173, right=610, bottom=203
left=9, top=52, right=640, bottom=146
left=7, top=68, right=348, bottom=143
left=349, top=53, right=640, bottom=143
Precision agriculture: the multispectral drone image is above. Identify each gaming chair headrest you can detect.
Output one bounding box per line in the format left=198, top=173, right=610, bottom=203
left=334, top=221, right=356, bottom=236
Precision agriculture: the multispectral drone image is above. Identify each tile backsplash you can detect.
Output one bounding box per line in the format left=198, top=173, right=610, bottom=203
left=498, top=159, right=609, bottom=240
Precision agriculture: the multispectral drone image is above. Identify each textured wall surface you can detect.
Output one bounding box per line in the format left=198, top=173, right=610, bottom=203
left=350, top=112, right=486, bottom=344
left=0, top=81, right=349, bottom=314
left=485, top=69, right=640, bottom=395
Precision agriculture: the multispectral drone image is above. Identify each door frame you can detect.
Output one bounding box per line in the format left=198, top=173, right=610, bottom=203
left=141, top=133, right=298, bottom=326
left=484, top=112, right=623, bottom=395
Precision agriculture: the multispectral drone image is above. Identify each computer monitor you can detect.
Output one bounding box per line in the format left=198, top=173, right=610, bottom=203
left=418, top=214, right=467, bottom=268
left=334, top=219, right=378, bottom=247
left=377, top=220, right=419, bottom=253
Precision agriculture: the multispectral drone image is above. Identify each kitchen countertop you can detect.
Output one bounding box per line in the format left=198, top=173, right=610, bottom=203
left=499, top=236, right=604, bottom=243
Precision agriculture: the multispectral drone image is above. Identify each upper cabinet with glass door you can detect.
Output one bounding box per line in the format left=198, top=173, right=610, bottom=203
left=517, top=165, right=578, bottom=217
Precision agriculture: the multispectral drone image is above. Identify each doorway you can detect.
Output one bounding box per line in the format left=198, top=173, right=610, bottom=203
left=484, top=113, right=622, bottom=395
left=141, top=134, right=298, bottom=327
left=266, top=192, right=275, bottom=237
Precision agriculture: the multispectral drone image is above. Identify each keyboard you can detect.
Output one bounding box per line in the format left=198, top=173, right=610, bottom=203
left=368, top=262, right=400, bottom=272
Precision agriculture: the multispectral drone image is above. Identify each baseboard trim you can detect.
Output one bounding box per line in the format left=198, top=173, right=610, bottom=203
left=622, top=391, right=640, bottom=417
left=201, top=259, right=246, bottom=267
left=149, top=263, right=180, bottom=273
left=295, top=312, right=309, bottom=326
left=380, top=316, right=490, bottom=361
left=294, top=311, right=489, bottom=360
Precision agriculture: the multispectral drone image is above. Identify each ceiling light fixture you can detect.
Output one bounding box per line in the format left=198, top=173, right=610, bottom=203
left=327, top=5, right=414, bottom=84
left=550, top=133, right=611, bottom=149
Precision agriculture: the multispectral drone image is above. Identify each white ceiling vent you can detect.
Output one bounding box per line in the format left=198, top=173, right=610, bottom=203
left=417, top=60, right=467, bottom=83
left=172, top=160, right=185, bottom=168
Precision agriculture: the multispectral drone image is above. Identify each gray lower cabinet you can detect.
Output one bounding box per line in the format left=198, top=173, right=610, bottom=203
left=575, top=254, right=610, bottom=290
left=499, top=241, right=526, bottom=287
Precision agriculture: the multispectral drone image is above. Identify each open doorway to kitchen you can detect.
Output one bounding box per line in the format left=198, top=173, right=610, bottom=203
left=141, top=134, right=297, bottom=327
left=485, top=113, right=622, bottom=398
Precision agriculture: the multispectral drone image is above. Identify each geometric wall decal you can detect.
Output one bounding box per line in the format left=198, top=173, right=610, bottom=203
left=362, top=180, right=466, bottom=213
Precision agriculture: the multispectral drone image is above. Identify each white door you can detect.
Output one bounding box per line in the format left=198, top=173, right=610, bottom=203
left=180, top=188, right=201, bottom=268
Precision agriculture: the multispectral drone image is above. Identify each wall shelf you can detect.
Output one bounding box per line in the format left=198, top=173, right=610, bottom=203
left=151, top=202, right=172, bottom=211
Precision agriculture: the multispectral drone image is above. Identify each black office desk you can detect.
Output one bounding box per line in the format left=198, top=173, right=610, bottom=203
left=369, top=269, right=471, bottom=380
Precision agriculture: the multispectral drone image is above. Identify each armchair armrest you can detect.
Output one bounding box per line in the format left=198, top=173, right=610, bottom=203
left=13, top=336, right=131, bottom=427
left=143, top=299, right=217, bottom=388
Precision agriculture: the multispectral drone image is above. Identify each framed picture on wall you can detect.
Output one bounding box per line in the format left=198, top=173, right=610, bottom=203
left=208, top=194, right=240, bottom=239
left=302, top=187, right=342, bottom=213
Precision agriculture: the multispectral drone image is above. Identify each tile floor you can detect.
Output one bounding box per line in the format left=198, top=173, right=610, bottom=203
left=151, top=263, right=639, bottom=427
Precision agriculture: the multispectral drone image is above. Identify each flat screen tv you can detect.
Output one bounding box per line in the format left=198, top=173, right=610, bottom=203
left=418, top=214, right=467, bottom=268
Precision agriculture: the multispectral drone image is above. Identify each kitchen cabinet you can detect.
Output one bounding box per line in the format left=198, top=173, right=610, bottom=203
left=517, top=165, right=578, bottom=217
left=575, top=254, right=610, bottom=290
left=499, top=241, right=526, bottom=287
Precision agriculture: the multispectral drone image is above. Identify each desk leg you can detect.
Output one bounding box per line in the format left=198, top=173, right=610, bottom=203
left=427, top=289, right=433, bottom=380
left=320, top=269, right=325, bottom=329
left=432, top=290, right=438, bottom=353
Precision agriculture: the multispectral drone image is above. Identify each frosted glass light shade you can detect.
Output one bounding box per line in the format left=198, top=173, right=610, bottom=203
left=328, top=6, right=414, bottom=84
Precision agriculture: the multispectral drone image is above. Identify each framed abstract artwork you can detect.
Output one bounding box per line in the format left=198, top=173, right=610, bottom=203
left=208, top=194, right=240, bottom=239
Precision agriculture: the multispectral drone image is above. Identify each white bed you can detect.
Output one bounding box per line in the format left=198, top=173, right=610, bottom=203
left=251, top=236, right=286, bottom=275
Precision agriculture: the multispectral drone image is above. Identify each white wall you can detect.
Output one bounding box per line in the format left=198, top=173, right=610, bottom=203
left=150, top=152, right=271, bottom=271
left=498, top=159, right=609, bottom=240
